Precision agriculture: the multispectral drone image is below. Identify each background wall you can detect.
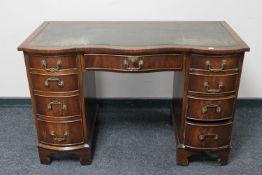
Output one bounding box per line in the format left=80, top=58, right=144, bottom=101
left=0, top=0, right=261, bottom=98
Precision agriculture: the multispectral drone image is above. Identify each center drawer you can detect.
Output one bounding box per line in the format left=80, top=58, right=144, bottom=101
left=84, top=54, right=183, bottom=72
left=185, top=122, right=232, bottom=149
left=36, top=119, right=84, bottom=146
left=34, top=95, right=81, bottom=117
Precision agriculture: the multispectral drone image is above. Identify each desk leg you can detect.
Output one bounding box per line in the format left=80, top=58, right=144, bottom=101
left=217, top=148, right=230, bottom=165
left=172, top=55, right=192, bottom=166
left=38, top=146, right=92, bottom=165
left=38, top=147, right=51, bottom=165
left=79, top=56, right=98, bottom=165
left=71, top=147, right=92, bottom=165
left=176, top=147, right=192, bottom=166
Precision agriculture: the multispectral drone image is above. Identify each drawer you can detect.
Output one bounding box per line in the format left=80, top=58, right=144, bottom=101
left=31, top=73, right=79, bottom=92
left=37, top=119, right=84, bottom=146
left=185, top=122, right=232, bottom=149
left=187, top=96, right=236, bottom=121
left=190, top=54, right=241, bottom=72
left=29, top=54, right=77, bottom=71
left=35, top=95, right=80, bottom=117
left=84, top=54, right=183, bottom=71
left=188, top=73, right=238, bottom=95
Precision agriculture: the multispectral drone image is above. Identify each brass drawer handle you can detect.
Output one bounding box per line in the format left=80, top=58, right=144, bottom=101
left=44, top=77, right=64, bottom=87
left=205, top=60, right=226, bottom=72
left=49, top=131, right=69, bottom=142
left=41, top=59, right=62, bottom=72
left=199, top=133, right=219, bottom=141
left=203, top=81, right=223, bottom=93
left=202, top=104, right=221, bottom=113
left=47, top=100, right=67, bottom=110
left=123, top=56, right=144, bottom=71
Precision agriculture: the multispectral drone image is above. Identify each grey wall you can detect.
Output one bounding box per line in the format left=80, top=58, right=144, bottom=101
left=0, top=0, right=261, bottom=98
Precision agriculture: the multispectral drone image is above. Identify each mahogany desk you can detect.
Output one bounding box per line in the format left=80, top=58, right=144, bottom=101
left=18, top=21, right=250, bottom=165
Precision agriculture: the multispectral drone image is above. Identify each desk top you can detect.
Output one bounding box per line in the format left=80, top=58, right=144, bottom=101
left=18, top=21, right=249, bottom=54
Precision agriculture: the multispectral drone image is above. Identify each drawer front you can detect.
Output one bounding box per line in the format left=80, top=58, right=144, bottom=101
left=188, top=73, right=238, bottom=95
left=35, top=95, right=80, bottom=117
left=31, top=74, right=79, bottom=92
left=185, top=122, right=232, bottom=149
left=37, top=119, right=84, bottom=146
left=187, top=96, right=236, bottom=121
left=84, top=54, right=183, bottom=71
left=29, top=54, right=77, bottom=71
left=190, top=54, right=240, bottom=72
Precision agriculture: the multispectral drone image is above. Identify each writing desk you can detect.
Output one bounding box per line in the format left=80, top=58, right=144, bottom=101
left=18, top=21, right=249, bottom=165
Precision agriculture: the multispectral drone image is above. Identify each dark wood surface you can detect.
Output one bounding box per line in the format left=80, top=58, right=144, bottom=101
left=18, top=21, right=250, bottom=166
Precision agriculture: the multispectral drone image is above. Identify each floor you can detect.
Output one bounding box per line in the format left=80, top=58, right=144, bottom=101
left=0, top=102, right=261, bottom=175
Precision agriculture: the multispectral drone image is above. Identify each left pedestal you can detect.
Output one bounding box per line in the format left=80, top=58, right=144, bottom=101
left=24, top=52, right=95, bottom=165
